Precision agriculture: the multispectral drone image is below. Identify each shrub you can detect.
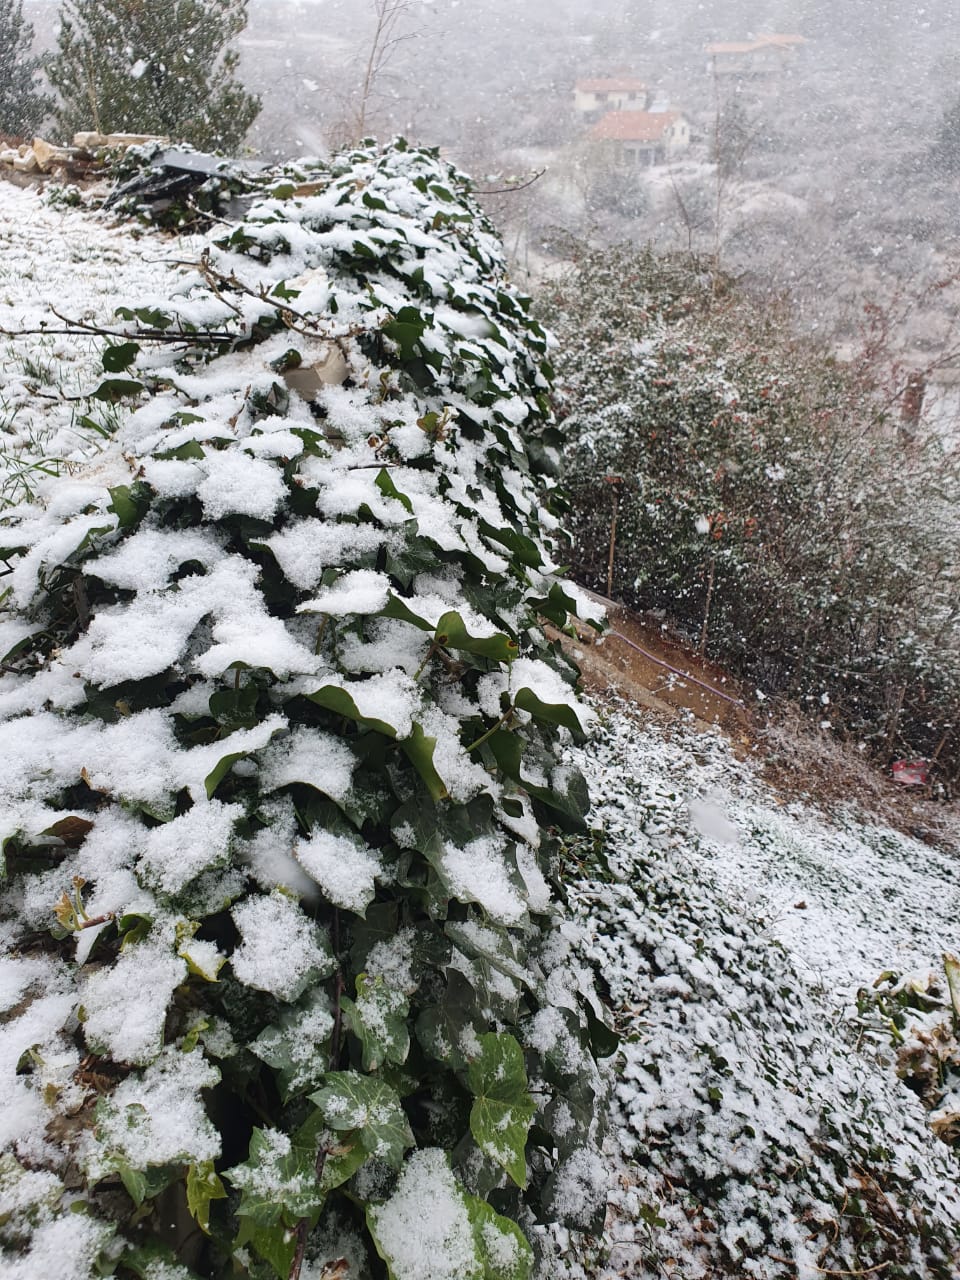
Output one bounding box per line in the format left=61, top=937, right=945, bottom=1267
left=0, top=141, right=612, bottom=1279
left=48, top=0, right=259, bottom=151
left=542, top=244, right=960, bottom=774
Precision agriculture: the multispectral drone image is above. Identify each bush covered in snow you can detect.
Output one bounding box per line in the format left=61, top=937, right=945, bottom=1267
left=543, top=246, right=960, bottom=776
left=0, top=141, right=614, bottom=1279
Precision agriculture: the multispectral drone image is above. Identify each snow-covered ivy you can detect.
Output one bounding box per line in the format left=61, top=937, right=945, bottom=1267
left=0, top=141, right=612, bottom=1279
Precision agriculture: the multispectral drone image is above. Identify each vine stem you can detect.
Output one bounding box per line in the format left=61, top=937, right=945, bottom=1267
left=413, top=639, right=440, bottom=681
left=463, top=706, right=514, bottom=754
left=330, top=909, right=344, bottom=1071
left=288, top=1149, right=328, bottom=1280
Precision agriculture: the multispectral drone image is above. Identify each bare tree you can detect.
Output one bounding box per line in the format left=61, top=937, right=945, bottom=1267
left=356, top=0, right=423, bottom=138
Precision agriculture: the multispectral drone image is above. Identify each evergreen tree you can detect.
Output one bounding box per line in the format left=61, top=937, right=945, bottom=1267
left=49, top=0, right=259, bottom=151
left=0, top=0, right=51, bottom=138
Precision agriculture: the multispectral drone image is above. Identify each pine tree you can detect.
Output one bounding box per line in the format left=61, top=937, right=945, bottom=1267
left=0, top=0, right=51, bottom=138
left=48, top=0, right=260, bottom=151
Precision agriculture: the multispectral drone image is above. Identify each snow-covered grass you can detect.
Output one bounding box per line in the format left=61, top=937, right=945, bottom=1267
left=563, top=702, right=960, bottom=1279
left=0, top=180, right=201, bottom=503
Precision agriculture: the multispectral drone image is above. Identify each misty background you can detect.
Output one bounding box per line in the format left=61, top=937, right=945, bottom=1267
left=22, top=0, right=960, bottom=365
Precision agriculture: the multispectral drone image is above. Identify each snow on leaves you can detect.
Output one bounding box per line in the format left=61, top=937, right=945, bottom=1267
left=0, top=141, right=608, bottom=1276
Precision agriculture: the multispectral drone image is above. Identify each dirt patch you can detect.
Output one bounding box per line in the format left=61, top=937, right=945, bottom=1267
left=560, top=589, right=960, bottom=854
left=557, top=594, right=752, bottom=737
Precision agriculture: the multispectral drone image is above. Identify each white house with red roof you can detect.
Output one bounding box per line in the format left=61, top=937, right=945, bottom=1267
left=574, top=76, right=649, bottom=118
left=704, top=34, right=806, bottom=78
left=589, top=109, right=690, bottom=166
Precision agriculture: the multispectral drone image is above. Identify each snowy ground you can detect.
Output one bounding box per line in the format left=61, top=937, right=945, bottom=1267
left=0, top=179, right=957, bottom=1278
left=564, top=705, right=960, bottom=1279
left=0, top=179, right=201, bottom=505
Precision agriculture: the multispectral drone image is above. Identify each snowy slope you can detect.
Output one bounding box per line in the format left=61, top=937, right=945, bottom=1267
left=564, top=707, right=960, bottom=1279
left=0, top=175, right=957, bottom=1280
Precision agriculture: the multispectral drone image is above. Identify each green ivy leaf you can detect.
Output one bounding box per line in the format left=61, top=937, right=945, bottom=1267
left=513, top=686, right=586, bottom=739
left=251, top=991, right=333, bottom=1100
left=208, top=683, right=260, bottom=730
left=203, top=750, right=248, bottom=800
left=467, top=1033, right=535, bottom=1188
left=383, top=305, right=427, bottom=360
left=306, top=683, right=399, bottom=738
left=416, top=969, right=484, bottom=1070
left=375, top=467, right=415, bottom=513
left=122, top=1242, right=200, bottom=1280
left=225, top=1126, right=324, bottom=1229
left=102, top=341, right=141, bottom=373
left=107, top=482, right=150, bottom=529
left=186, top=1160, right=227, bottom=1234
left=115, top=304, right=173, bottom=330
left=341, top=974, right=410, bottom=1071
left=464, top=1190, right=533, bottom=1279
left=311, top=1070, right=413, bottom=1171
left=235, top=1217, right=297, bottom=1280
left=402, top=721, right=449, bottom=801
left=90, top=377, right=145, bottom=402
left=434, top=610, right=518, bottom=662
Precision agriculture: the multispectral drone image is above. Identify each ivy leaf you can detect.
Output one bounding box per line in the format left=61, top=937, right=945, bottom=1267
left=186, top=1160, right=227, bottom=1234
left=251, top=991, right=333, bottom=1100
left=376, top=467, right=414, bottom=514
left=415, top=968, right=484, bottom=1070
left=122, top=1242, right=200, bottom=1280
left=366, top=1149, right=530, bottom=1280
left=402, top=721, right=449, bottom=801
left=90, top=376, right=144, bottom=402
left=203, top=750, right=248, bottom=800
left=311, top=1070, right=414, bottom=1171
left=467, top=1033, right=535, bottom=1188
left=341, top=974, right=410, bottom=1071
left=209, top=683, right=260, bottom=730
left=382, top=305, right=427, bottom=360
left=381, top=592, right=434, bottom=632
left=434, top=610, right=518, bottom=663
left=513, top=686, right=587, bottom=739
left=115, top=304, right=173, bottom=330
left=318, top=1133, right=371, bottom=1193
left=102, top=341, right=141, bottom=373
left=464, top=1191, right=533, bottom=1279
left=445, top=919, right=534, bottom=992
left=306, top=683, right=399, bottom=739
left=235, top=1217, right=298, bottom=1280
left=107, top=482, right=150, bottom=529
left=225, top=1126, right=324, bottom=1229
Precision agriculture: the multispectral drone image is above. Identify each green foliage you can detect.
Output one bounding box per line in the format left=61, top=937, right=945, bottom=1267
left=0, top=0, right=50, bottom=137
left=0, top=142, right=613, bottom=1277
left=544, top=243, right=960, bottom=773
left=48, top=0, right=260, bottom=150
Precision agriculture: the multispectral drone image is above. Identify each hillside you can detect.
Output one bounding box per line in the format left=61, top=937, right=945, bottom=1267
left=0, top=165, right=958, bottom=1280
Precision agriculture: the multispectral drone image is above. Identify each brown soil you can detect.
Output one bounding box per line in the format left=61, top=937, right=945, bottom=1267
left=558, top=589, right=960, bottom=853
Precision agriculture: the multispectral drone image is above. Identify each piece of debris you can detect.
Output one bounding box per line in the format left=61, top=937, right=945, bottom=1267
left=892, top=759, right=932, bottom=787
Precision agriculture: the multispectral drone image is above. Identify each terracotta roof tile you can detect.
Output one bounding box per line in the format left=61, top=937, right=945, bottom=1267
left=589, top=110, right=683, bottom=143
left=575, top=77, right=647, bottom=94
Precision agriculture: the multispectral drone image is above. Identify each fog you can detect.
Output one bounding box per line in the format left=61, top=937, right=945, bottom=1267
left=24, top=0, right=960, bottom=358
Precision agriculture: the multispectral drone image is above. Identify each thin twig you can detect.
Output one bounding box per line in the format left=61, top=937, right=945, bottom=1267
left=474, top=169, right=546, bottom=196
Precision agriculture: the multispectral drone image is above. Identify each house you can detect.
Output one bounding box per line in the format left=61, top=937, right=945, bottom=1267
left=704, top=34, right=806, bottom=79
left=574, top=77, right=649, bottom=118
left=589, top=110, right=690, bottom=166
